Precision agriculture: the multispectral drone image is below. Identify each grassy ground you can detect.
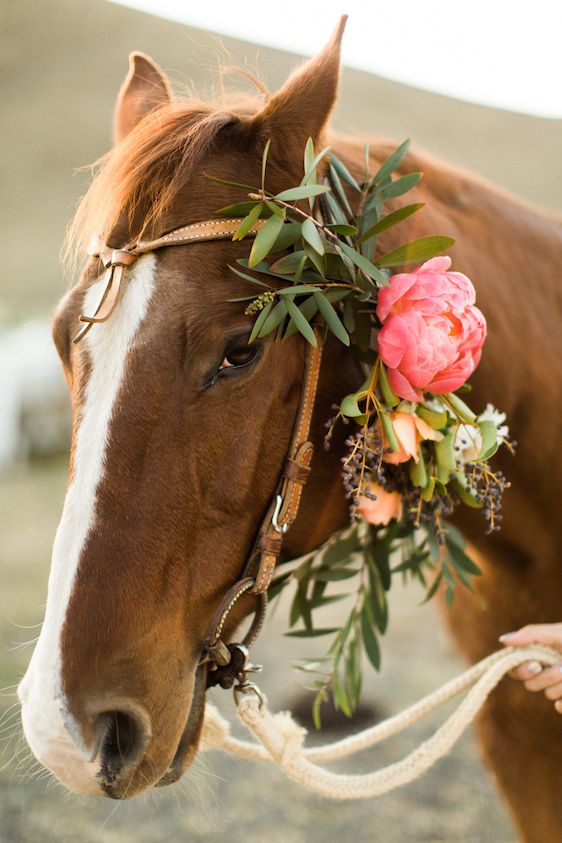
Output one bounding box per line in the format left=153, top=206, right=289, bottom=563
left=0, top=459, right=516, bottom=843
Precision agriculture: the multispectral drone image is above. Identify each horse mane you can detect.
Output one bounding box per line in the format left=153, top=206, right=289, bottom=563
left=65, top=78, right=268, bottom=266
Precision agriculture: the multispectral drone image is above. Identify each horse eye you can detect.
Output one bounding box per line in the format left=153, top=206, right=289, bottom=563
left=219, top=344, right=258, bottom=371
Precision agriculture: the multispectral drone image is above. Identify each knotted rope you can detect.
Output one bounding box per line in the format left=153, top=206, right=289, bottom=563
left=200, top=645, right=559, bottom=799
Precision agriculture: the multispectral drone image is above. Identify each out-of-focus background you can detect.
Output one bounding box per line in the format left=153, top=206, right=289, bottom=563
left=1, top=2, right=561, bottom=840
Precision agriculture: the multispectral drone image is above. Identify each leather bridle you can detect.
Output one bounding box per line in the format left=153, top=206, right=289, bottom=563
left=76, top=217, right=324, bottom=701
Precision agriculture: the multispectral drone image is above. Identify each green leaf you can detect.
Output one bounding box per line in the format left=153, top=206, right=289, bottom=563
left=325, top=287, right=351, bottom=304
left=248, top=215, right=285, bottom=267
left=340, top=392, right=363, bottom=417
left=446, top=536, right=482, bottom=576
left=372, top=543, right=392, bottom=591
left=313, top=293, right=350, bottom=346
left=478, top=420, right=499, bottom=461
left=381, top=411, right=400, bottom=452
left=302, top=144, right=331, bottom=186
left=248, top=301, right=273, bottom=343
left=338, top=242, right=389, bottom=285
left=275, top=184, right=330, bottom=202
left=422, top=571, right=443, bottom=604
left=285, top=628, right=340, bottom=638
left=329, top=164, right=354, bottom=219
left=204, top=173, right=255, bottom=191
left=379, top=363, right=400, bottom=407
left=332, top=672, right=352, bottom=717
left=283, top=296, right=318, bottom=338
left=302, top=218, right=324, bottom=254
left=435, top=432, right=457, bottom=474
left=258, top=299, right=287, bottom=337
left=361, top=605, right=381, bottom=670
left=271, top=221, right=302, bottom=252
left=366, top=561, right=388, bottom=632
left=325, top=189, right=349, bottom=225
left=278, top=285, right=320, bottom=296
left=379, top=172, right=423, bottom=201
left=268, top=250, right=307, bottom=274
left=261, top=138, right=271, bottom=191
left=233, top=203, right=264, bottom=241
left=303, top=243, right=326, bottom=277
left=264, top=199, right=286, bottom=219
left=314, top=567, right=358, bottom=582
left=409, top=449, right=428, bottom=488
left=421, top=476, right=436, bottom=502
left=357, top=203, right=425, bottom=243
left=371, top=138, right=411, bottom=186
left=321, top=528, right=360, bottom=567
left=215, top=201, right=272, bottom=218
left=285, top=296, right=317, bottom=346
left=325, top=223, right=358, bottom=236
left=417, top=405, right=448, bottom=430
left=312, top=688, right=327, bottom=730
left=310, top=593, right=350, bottom=609
left=329, top=154, right=361, bottom=192
left=375, top=236, right=455, bottom=268
left=228, top=294, right=262, bottom=303
left=452, top=472, right=482, bottom=509
left=445, top=392, right=477, bottom=423
left=228, top=264, right=273, bottom=288
left=346, top=638, right=362, bottom=708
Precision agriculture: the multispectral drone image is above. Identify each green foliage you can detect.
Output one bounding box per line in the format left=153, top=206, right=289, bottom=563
left=214, top=136, right=456, bottom=350
left=213, top=137, right=508, bottom=724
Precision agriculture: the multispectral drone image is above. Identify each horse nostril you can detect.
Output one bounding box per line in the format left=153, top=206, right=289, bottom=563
left=93, top=706, right=151, bottom=786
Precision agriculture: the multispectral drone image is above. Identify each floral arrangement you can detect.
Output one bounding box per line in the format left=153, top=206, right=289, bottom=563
left=212, top=138, right=513, bottom=725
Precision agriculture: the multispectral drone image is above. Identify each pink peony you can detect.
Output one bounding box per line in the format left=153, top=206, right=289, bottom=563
left=376, top=257, right=486, bottom=402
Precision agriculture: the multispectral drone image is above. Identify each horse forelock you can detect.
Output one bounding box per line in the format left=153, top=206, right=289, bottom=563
left=64, top=92, right=268, bottom=265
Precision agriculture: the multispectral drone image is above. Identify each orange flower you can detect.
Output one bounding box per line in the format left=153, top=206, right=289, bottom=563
left=356, top=482, right=403, bottom=526
left=381, top=411, right=443, bottom=465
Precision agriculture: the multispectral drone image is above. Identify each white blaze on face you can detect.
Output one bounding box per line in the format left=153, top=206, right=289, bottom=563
left=18, top=255, right=156, bottom=794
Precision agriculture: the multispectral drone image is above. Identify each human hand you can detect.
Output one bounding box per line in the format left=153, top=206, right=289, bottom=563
left=500, top=624, right=562, bottom=713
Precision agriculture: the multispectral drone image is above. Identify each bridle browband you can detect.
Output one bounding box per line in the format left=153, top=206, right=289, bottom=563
left=77, top=217, right=324, bottom=701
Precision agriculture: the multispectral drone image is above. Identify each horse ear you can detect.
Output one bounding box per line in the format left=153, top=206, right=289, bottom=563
left=256, top=16, right=347, bottom=154
left=114, top=52, right=173, bottom=144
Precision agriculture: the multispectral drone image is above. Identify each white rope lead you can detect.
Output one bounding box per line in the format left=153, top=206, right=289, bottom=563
left=200, top=645, right=560, bottom=799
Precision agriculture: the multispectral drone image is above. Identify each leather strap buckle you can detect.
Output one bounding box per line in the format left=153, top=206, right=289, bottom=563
left=271, top=494, right=289, bottom=534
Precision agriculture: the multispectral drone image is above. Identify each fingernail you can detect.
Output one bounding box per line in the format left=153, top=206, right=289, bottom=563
left=499, top=632, right=517, bottom=642
left=526, top=661, right=542, bottom=676
left=555, top=700, right=562, bottom=714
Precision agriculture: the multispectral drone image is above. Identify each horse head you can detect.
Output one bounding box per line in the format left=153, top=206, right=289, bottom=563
left=18, top=20, right=357, bottom=798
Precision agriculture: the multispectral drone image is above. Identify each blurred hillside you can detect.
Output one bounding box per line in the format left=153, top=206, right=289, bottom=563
left=2, top=0, right=561, bottom=325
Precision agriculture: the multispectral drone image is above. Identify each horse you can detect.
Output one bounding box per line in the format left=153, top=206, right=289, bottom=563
left=17, top=17, right=562, bottom=840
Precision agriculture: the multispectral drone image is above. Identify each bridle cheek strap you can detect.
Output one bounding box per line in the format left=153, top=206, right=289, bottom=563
left=203, top=329, right=322, bottom=689
left=244, top=332, right=323, bottom=594
left=75, top=217, right=324, bottom=694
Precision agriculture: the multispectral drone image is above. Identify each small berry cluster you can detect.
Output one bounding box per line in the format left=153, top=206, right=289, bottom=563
left=340, top=425, right=386, bottom=518
left=245, top=290, right=275, bottom=315
left=465, top=463, right=511, bottom=533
